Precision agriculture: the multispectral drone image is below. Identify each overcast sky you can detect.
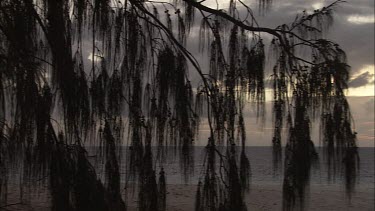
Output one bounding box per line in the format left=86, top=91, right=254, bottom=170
left=194, top=0, right=374, bottom=96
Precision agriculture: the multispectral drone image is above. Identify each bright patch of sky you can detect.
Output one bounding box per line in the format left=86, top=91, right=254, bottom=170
left=348, top=85, right=375, bottom=97
left=87, top=52, right=104, bottom=63
left=311, top=2, right=324, bottom=10
left=201, top=0, right=230, bottom=10
left=347, top=15, right=375, bottom=24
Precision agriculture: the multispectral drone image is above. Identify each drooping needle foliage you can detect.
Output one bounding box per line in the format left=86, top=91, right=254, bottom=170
left=0, top=0, right=359, bottom=210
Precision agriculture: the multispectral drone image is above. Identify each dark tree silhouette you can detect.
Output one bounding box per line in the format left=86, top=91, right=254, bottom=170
left=0, top=0, right=359, bottom=210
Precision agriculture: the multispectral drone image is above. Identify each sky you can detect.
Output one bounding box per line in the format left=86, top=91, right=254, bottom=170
left=202, top=0, right=374, bottom=96
left=183, top=0, right=375, bottom=147
left=85, top=0, right=374, bottom=147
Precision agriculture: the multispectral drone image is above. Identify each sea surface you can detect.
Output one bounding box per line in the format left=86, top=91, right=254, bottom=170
left=89, top=147, right=374, bottom=190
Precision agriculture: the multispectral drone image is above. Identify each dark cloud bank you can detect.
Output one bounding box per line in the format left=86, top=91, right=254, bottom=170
left=349, top=71, right=375, bottom=88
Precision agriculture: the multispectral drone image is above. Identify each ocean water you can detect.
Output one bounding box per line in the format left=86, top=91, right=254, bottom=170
left=90, top=147, right=374, bottom=190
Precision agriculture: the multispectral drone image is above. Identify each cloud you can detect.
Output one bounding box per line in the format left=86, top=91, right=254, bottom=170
left=347, top=15, right=375, bottom=24
left=349, top=71, right=375, bottom=88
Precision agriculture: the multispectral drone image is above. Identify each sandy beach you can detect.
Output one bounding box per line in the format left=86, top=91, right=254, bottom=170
left=4, top=183, right=373, bottom=211
left=152, top=184, right=374, bottom=211
left=158, top=184, right=373, bottom=211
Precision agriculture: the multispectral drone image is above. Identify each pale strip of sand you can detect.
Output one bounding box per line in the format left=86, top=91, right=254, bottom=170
left=4, top=183, right=374, bottom=211
left=128, top=183, right=374, bottom=211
